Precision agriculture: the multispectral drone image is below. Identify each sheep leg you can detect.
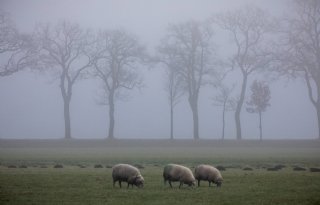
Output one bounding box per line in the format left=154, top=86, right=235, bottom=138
left=179, top=181, right=183, bottom=189
left=198, top=180, right=200, bottom=187
left=169, top=181, right=173, bottom=188
left=119, top=181, right=122, bottom=188
left=209, top=181, right=211, bottom=187
left=127, top=183, right=130, bottom=189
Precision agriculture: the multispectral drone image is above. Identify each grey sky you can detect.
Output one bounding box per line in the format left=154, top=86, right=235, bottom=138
left=0, top=0, right=316, bottom=139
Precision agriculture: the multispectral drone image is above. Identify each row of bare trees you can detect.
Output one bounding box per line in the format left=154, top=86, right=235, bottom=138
left=1, top=0, right=320, bottom=140
left=0, top=15, right=145, bottom=139
left=157, top=7, right=273, bottom=140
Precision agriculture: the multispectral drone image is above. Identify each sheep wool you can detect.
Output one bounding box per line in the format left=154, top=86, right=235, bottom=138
left=112, top=164, right=144, bottom=188
left=195, top=164, right=223, bottom=187
left=163, top=164, right=196, bottom=188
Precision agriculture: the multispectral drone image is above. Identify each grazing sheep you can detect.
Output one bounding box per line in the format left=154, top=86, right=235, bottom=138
left=112, top=164, right=144, bottom=188
left=163, top=164, right=196, bottom=188
left=195, top=164, right=223, bottom=187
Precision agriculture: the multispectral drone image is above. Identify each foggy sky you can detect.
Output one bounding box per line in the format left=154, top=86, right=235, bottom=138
left=0, top=0, right=316, bottom=139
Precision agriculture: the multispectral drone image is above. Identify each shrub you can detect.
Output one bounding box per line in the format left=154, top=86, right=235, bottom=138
left=243, top=167, right=253, bottom=171
left=274, top=164, right=286, bottom=170
left=310, top=168, right=320, bottom=172
left=293, top=166, right=306, bottom=171
left=78, top=164, right=86, bottom=168
left=54, top=164, right=63, bottom=168
left=267, top=167, right=280, bottom=171
left=94, top=164, right=103, bottom=168
left=216, top=165, right=226, bottom=171
left=134, top=164, right=145, bottom=169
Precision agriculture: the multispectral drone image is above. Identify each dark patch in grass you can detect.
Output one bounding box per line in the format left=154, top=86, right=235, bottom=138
left=134, top=164, right=145, bottom=169
left=7, top=165, right=17, bottom=168
left=267, top=167, right=280, bottom=171
left=105, top=165, right=113, bottom=168
left=54, top=164, right=63, bottom=168
left=19, top=165, right=27, bottom=168
left=293, top=166, right=306, bottom=171
left=94, top=164, right=103, bottom=168
left=40, top=165, right=47, bottom=168
left=274, top=164, right=286, bottom=170
left=216, top=165, right=226, bottom=171
left=78, top=164, right=86, bottom=168
left=243, top=167, right=253, bottom=171
left=225, top=165, right=242, bottom=169
left=310, top=167, right=320, bottom=172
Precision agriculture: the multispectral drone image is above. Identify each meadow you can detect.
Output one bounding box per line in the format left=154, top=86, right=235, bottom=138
left=0, top=139, right=320, bottom=205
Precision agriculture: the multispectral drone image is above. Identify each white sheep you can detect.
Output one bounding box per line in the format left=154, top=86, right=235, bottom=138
left=194, top=164, right=223, bottom=187
left=163, top=164, right=196, bottom=188
left=112, top=164, right=144, bottom=188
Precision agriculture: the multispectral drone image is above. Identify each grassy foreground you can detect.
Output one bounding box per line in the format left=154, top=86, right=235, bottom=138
left=0, top=139, right=320, bottom=205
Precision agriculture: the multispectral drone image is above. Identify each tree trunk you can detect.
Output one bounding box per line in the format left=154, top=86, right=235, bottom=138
left=235, top=73, right=248, bottom=140
left=192, top=106, right=199, bottom=140
left=317, top=84, right=320, bottom=139
left=60, top=73, right=72, bottom=139
left=222, top=102, right=226, bottom=140
left=189, top=96, right=199, bottom=140
left=316, top=103, right=320, bottom=140
left=170, top=101, right=174, bottom=140
left=108, top=90, right=115, bottom=139
left=63, top=100, right=71, bottom=139
left=259, top=111, right=262, bottom=141
left=304, top=71, right=320, bottom=139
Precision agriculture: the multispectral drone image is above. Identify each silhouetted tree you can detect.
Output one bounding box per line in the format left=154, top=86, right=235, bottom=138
left=276, top=0, right=320, bottom=139
left=0, top=10, right=37, bottom=77
left=35, top=21, right=93, bottom=139
left=214, top=6, right=273, bottom=140
left=246, top=80, right=271, bottom=141
left=92, top=30, right=145, bottom=139
left=212, top=84, right=236, bottom=140
left=159, top=21, right=215, bottom=139
left=156, top=47, right=184, bottom=140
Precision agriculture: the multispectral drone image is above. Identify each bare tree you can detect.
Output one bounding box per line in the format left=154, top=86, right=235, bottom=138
left=212, top=84, right=236, bottom=140
left=92, top=30, right=145, bottom=139
left=214, top=6, right=273, bottom=140
left=246, top=80, right=271, bottom=141
left=277, top=0, right=320, bottom=139
left=35, top=21, right=93, bottom=139
left=159, top=21, right=215, bottom=139
left=156, top=46, right=184, bottom=140
left=0, top=10, right=37, bottom=77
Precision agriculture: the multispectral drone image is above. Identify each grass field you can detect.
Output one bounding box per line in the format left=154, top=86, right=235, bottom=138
left=0, top=139, right=320, bottom=205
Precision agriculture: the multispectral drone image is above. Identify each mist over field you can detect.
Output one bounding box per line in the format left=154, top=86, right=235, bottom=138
left=0, top=0, right=319, bottom=140
left=2, top=2, right=320, bottom=205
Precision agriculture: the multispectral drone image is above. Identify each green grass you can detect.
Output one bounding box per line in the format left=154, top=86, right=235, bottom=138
left=1, top=167, right=320, bottom=205
left=0, top=140, right=320, bottom=205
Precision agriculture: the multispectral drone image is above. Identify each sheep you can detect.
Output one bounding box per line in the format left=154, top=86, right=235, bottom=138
left=112, top=164, right=144, bottom=188
left=163, top=164, right=196, bottom=188
left=194, top=164, right=223, bottom=187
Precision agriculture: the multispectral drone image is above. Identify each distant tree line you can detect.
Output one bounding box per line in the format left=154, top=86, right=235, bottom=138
left=0, top=0, right=319, bottom=140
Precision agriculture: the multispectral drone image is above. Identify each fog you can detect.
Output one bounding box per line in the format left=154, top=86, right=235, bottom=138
left=0, top=0, right=317, bottom=139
